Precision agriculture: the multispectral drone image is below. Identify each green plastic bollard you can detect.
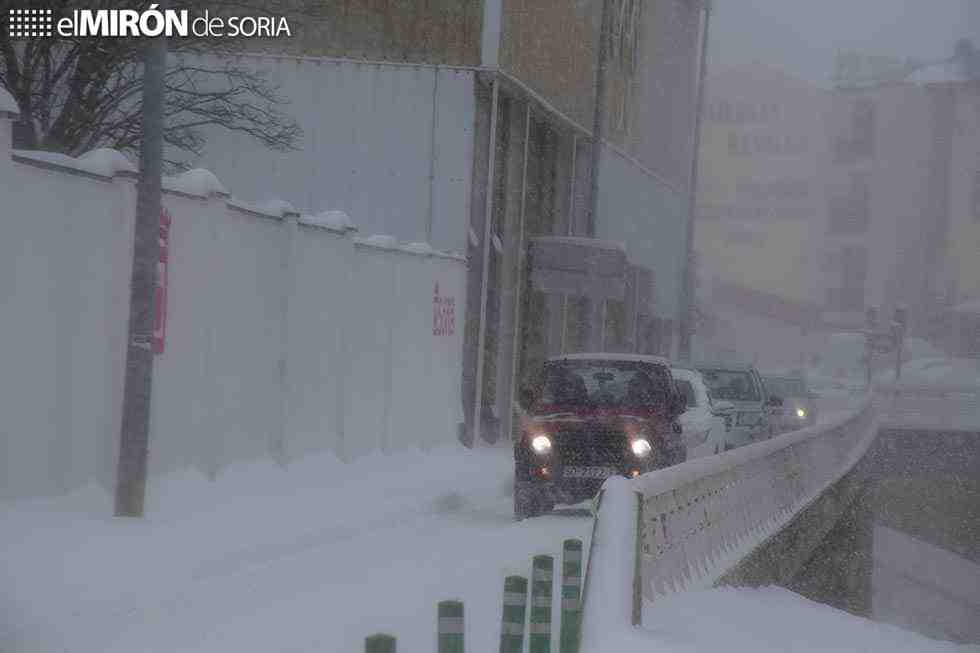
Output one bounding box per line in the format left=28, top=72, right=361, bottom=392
left=365, top=633, right=396, bottom=653
left=498, top=575, right=528, bottom=653
left=560, top=539, right=584, bottom=653
left=529, top=555, right=554, bottom=653
left=438, top=600, right=465, bottom=653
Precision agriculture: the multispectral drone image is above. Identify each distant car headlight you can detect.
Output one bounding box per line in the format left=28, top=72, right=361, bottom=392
left=530, top=434, right=553, bottom=454
left=796, top=408, right=807, bottom=419
left=631, top=438, right=652, bottom=457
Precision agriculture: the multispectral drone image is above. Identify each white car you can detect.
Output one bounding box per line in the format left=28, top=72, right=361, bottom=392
left=672, top=367, right=735, bottom=458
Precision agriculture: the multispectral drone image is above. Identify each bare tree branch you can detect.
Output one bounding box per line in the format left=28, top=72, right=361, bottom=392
left=0, top=0, right=320, bottom=169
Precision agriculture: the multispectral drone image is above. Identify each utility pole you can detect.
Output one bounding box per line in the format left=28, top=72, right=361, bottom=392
left=586, top=0, right=614, bottom=237
left=678, top=0, right=712, bottom=362
left=892, top=305, right=907, bottom=381
left=864, top=305, right=878, bottom=388
left=114, top=27, right=167, bottom=517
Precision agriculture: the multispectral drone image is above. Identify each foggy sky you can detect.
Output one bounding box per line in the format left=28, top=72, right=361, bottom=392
left=708, top=0, right=980, bottom=84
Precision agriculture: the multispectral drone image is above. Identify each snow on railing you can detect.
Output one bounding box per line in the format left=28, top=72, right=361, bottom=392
left=581, top=401, right=877, bottom=649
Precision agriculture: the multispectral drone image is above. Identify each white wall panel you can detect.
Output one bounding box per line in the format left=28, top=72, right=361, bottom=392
left=0, top=131, right=468, bottom=501
left=188, top=56, right=475, bottom=254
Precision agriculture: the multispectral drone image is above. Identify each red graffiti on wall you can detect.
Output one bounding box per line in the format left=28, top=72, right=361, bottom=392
left=432, top=282, right=455, bottom=337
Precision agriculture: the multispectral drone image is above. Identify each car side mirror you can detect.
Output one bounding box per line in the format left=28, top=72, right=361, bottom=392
left=712, top=400, right=735, bottom=414
left=767, top=396, right=784, bottom=407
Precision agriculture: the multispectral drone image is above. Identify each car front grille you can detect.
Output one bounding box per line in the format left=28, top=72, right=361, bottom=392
left=554, top=426, right=627, bottom=466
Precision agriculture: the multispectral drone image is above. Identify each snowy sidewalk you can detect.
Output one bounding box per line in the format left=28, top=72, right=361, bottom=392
left=1, top=444, right=591, bottom=652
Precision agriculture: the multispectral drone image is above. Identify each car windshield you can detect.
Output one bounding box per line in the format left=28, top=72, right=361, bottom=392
left=699, top=369, right=761, bottom=402
left=540, top=361, right=671, bottom=409
left=675, top=379, right=698, bottom=408
left=764, top=377, right=807, bottom=398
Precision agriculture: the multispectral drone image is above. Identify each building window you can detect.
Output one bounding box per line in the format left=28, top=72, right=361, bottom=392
left=829, top=172, right=871, bottom=234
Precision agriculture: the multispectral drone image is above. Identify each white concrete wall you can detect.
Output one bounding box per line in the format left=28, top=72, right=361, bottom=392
left=182, top=55, right=476, bottom=255
left=0, top=116, right=467, bottom=501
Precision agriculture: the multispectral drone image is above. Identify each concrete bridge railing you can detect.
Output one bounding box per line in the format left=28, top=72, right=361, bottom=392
left=581, top=400, right=878, bottom=649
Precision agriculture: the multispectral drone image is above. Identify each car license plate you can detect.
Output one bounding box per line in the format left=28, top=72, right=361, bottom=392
left=563, top=466, right=617, bottom=479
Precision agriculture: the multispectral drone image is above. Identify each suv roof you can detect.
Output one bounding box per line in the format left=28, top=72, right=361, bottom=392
left=547, top=352, right=672, bottom=367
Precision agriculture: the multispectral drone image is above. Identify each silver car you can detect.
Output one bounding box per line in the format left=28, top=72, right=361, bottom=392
left=695, top=363, right=781, bottom=449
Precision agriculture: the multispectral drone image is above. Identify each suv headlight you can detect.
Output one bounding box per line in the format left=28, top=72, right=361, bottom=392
left=630, top=438, right=652, bottom=457
left=796, top=408, right=807, bottom=419
left=530, top=434, right=553, bottom=454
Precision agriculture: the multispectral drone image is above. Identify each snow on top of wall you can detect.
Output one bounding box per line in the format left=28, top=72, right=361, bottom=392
left=228, top=197, right=298, bottom=218
left=358, top=234, right=400, bottom=249
left=401, top=241, right=436, bottom=255
left=300, top=210, right=356, bottom=232
left=12, top=148, right=136, bottom=178
left=0, top=87, right=18, bottom=115
left=77, top=148, right=137, bottom=175
left=352, top=234, right=465, bottom=261
left=163, top=168, right=228, bottom=198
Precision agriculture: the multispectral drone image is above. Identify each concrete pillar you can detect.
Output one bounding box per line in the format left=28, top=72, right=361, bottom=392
left=460, top=77, right=494, bottom=446
left=587, top=252, right=605, bottom=352
left=571, top=139, right=593, bottom=236
left=545, top=294, right=565, bottom=356
left=623, top=266, right=639, bottom=352
left=553, top=131, right=575, bottom=237
left=494, top=99, right=529, bottom=442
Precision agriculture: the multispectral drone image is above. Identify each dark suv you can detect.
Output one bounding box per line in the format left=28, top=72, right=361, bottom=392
left=513, top=354, right=687, bottom=519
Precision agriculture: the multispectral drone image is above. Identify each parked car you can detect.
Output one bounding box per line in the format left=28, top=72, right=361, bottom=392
left=671, top=366, right=735, bottom=457
left=695, top=362, right=781, bottom=449
left=514, top=353, right=688, bottom=519
left=762, top=372, right=817, bottom=433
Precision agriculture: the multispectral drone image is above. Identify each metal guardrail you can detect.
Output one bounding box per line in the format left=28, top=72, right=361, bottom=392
left=581, top=401, right=878, bottom=649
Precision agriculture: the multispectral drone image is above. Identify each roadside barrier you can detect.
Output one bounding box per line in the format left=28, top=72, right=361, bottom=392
left=362, top=538, right=585, bottom=653
left=580, top=400, right=877, bottom=651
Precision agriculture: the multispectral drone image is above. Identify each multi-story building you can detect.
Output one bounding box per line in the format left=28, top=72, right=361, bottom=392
left=692, top=64, right=831, bottom=368
left=823, top=40, right=979, bottom=356
left=188, top=1, right=709, bottom=442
